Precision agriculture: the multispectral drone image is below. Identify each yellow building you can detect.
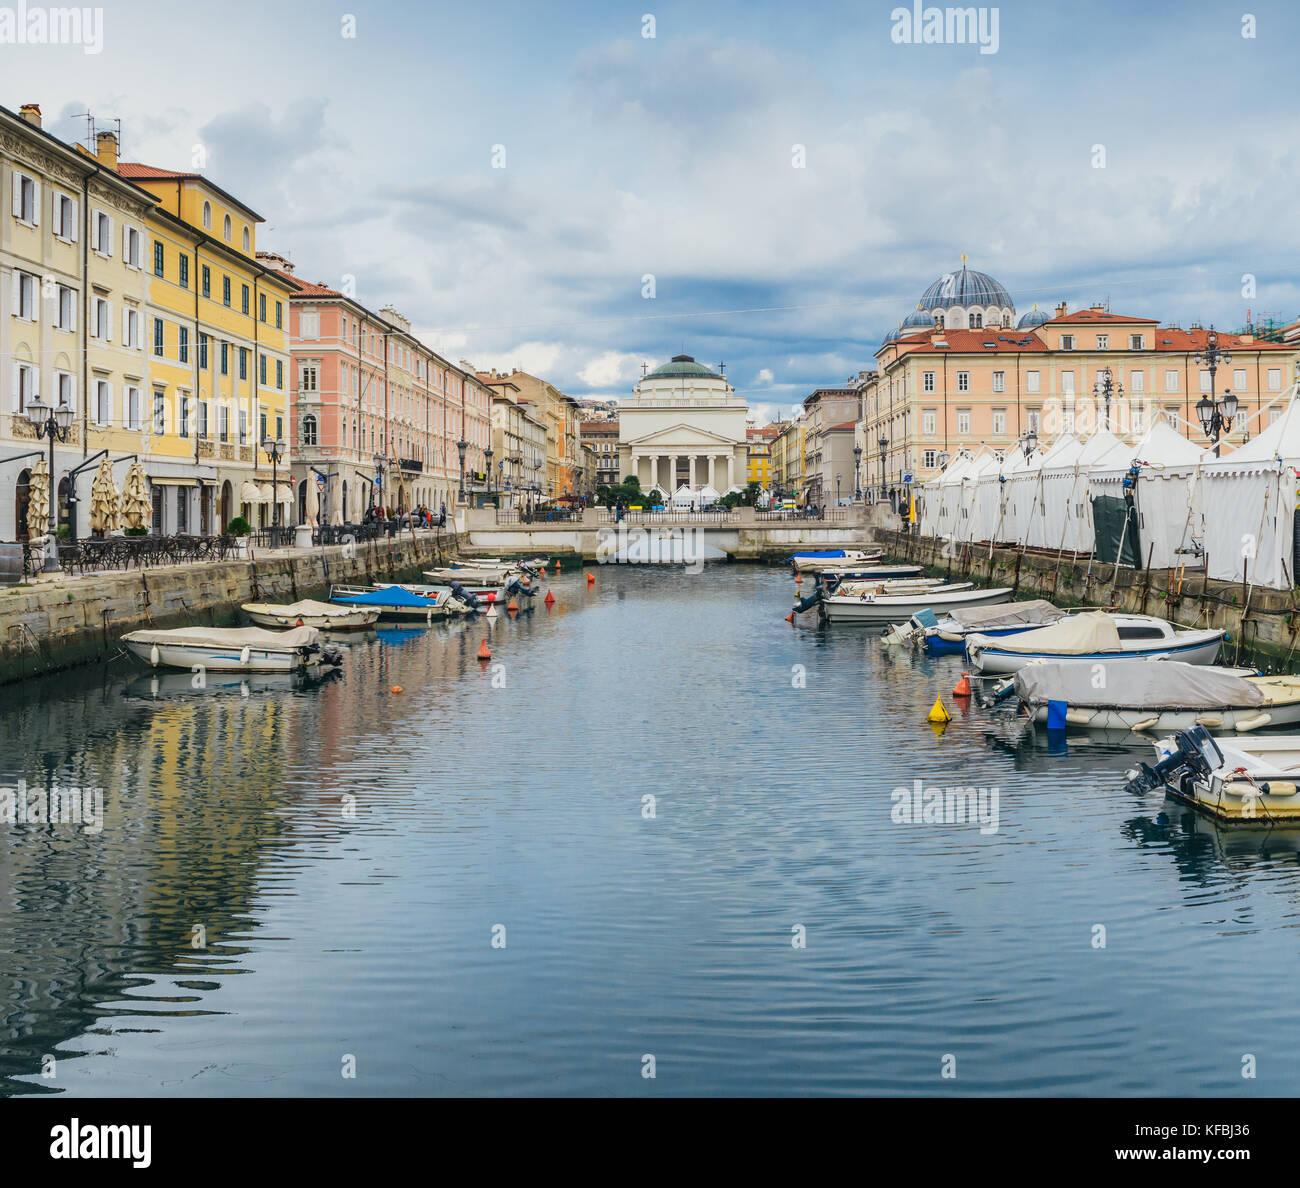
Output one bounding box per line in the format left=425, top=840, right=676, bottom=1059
left=117, top=153, right=294, bottom=531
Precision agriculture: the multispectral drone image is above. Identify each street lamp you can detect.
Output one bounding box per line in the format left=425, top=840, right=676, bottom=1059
left=262, top=436, right=286, bottom=528
left=24, top=394, right=75, bottom=571
left=456, top=437, right=468, bottom=502
left=1022, top=429, right=1038, bottom=459
left=1093, top=369, right=1123, bottom=432
left=1196, top=389, right=1238, bottom=457
left=484, top=446, right=494, bottom=502
left=836, top=472, right=842, bottom=505
left=878, top=434, right=888, bottom=498
left=853, top=444, right=862, bottom=501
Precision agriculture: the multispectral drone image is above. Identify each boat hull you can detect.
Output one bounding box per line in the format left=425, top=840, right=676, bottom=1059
left=1028, top=700, right=1300, bottom=733
left=244, top=607, right=379, bottom=630
left=124, top=639, right=323, bottom=672
left=969, top=632, right=1224, bottom=674
left=822, top=586, right=1013, bottom=625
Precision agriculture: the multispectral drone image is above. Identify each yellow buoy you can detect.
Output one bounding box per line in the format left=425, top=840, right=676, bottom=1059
left=927, top=697, right=951, bottom=724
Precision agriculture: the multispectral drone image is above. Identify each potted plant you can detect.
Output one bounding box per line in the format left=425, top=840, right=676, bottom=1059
left=226, top=516, right=252, bottom=556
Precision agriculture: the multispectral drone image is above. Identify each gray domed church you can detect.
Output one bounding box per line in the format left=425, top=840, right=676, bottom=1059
left=884, top=256, right=1017, bottom=342
left=616, top=355, right=750, bottom=499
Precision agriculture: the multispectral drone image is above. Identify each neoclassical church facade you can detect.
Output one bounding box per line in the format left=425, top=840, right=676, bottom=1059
left=616, top=356, right=750, bottom=497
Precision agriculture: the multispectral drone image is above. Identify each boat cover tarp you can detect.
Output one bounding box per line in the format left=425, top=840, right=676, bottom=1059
left=1015, top=660, right=1264, bottom=709
left=244, top=599, right=368, bottom=619
left=124, top=625, right=320, bottom=648
left=948, top=599, right=1066, bottom=631
left=789, top=550, right=853, bottom=559
left=1090, top=494, right=1141, bottom=567
left=332, top=586, right=439, bottom=608
left=969, top=610, right=1120, bottom=655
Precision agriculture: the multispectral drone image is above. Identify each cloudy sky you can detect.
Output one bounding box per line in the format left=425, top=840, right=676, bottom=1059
left=6, top=0, right=1300, bottom=422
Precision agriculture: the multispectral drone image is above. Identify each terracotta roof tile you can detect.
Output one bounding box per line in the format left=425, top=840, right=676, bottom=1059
left=1151, top=327, right=1293, bottom=352
left=887, top=329, right=1050, bottom=353
left=1046, top=309, right=1157, bottom=325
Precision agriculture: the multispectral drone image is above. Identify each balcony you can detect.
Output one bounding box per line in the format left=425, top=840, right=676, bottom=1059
left=398, top=457, right=423, bottom=472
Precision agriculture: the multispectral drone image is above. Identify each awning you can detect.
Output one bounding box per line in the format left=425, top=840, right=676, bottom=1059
left=258, top=484, right=275, bottom=503
left=239, top=481, right=262, bottom=503
left=147, top=476, right=199, bottom=486
left=276, top=483, right=293, bottom=505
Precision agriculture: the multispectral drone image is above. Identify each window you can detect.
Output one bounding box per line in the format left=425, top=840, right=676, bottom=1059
left=94, top=380, right=112, bottom=425
left=259, top=411, right=268, bottom=444
left=300, top=363, right=319, bottom=391
left=992, top=409, right=1006, bottom=435
left=275, top=359, right=283, bottom=389
left=56, top=285, right=75, bottom=330
left=260, top=354, right=267, bottom=386
left=124, top=226, right=141, bottom=268
left=12, top=363, right=34, bottom=412
left=1061, top=334, right=1074, bottom=351
left=179, top=326, right=189, bottom=364
left=202, top=201, right=211, bottom=230
left=241, top=284, right=249, bottom=315
left=968, top=312, right=982, bottom=329
left=199, top=400, right=209, bottom=439
left=1233, top=368, right=1248, bottom=389
left=1026, top=408, right=1041, bottom=433
left=922, top=409, right=937, bottom=435
left=220, top=342, right=229, bottom=376
left=301, top=310, right=320, bottom=339
left=956, top=371, right=970, bottom=392
left=126, top=385, right=141, bottom=430
left=1130, top=401, right=1145, bottom=433
left=92, top=296, right=110, bottom=340
left=259, top=293, right=267, bottom=322
left=202, top=265, right=211, bottom=297
left=1163, top=406, right=1179, bottom=426
left=153, top=240, right=164, bottom=277
left=242, top=226, right=250, bottom=253
left=238, top=409, right=247, bottom=445
left=222, top=275, right=231, bottom=307
left=179, top=255, right=189, bottom=289
left=124, top=307, right=140, bottom=349
left=922, top=370, right=935, bottom=393
left=1096, top=334, right=1108, bottom=350
left=92, top=210, right=112, bottom=254
left=153, top=390, right=167, bottom=435
left=992, top=370, right=1006, bottom=393
left=54, top=192, right=76, bottom=239
left=923, top=449, right=938, bottom=469
left=1268, top=368, right=1283, bottom=391
left=13, top=172, right=37, bottom=223
left=1199, top=369, right=1212, bottom=393
left=223, top=213, right=231, bottom=242
left=199, top=333, right=209, bottom=370
left=56, top=371, right=74, bottom=411
left=1026, top=370, right=1040, bottom=393
left=218, top=405, right=229, bottom=442
left=956, top=409, right=971, bottom=435
left=1164, top=369, right=1179, bottom=392
left=153, top=317, right=164, bottom=356
left=1129, top=370, right=1145, bottom=393
left=239, top=347, right=248, bottom=381
left=1129, top=334, right=1144, bottom=350
left=275, top=302, right=283, bottom=329
left=1061, top=370, right=1075, bottom=395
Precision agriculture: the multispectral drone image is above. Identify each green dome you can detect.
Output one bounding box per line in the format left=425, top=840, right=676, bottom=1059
left=644, top=354, right=723, bottom=381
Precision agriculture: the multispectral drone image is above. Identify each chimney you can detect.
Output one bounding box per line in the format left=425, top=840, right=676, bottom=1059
left=1055, top=301, right=1068, bottom=319
left=19, top=103, right=41, bottom=129
left=256, top=250, right=294, bottom=275
left=95, top=129, right=118, bottom=169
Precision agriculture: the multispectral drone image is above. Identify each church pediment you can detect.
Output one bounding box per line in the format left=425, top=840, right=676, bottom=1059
left=625, top=423, right=742, bottom=448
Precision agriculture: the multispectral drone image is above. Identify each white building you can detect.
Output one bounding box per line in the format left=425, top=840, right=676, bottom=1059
left=617, top=355, right=749, bottom=498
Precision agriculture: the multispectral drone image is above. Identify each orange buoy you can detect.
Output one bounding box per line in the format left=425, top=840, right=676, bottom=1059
left=544, top=591, right=555, bottom=606
left=785, top=613, right=794, bottom=623
left=795, top=574, right=803, bottom=585
left=477, top=638, right=492, bottom=661
left=953, top=672, right=972, bottom=697
left=539, top=563, right=547, bottom=575
left=391, top=685, right=403, bottom=694
left=507, top=598, right=519, bottom=613
left=586, top=571, right=595, bottom=585
left=555, top=559, right=562, bottom=571
left=296, top=617, right=305, bottom=625
left=484, top=591, right=496, bottom=603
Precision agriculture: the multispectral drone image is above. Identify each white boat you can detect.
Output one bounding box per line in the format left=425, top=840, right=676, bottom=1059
left=122, top=625, right=342, bottom=672
left=791, top=552, right=883, bottom=573
left=967, top=611, right=1225, bottom=675
left=242, top=598, right=380, bottom=630
left=330, top=584, right=471, bottom=620
left=921, top=599, right=1067, bottom=655
left=1015, top=660, right=1300, bottom=733
left=821, top=583, right=1013, bottom=624
left=832, top=578, right=965, bottom=598
left=1129, top=727, right=1300, bottom=822
left=815, top=564, right=922, bottom=584
left=423, top=565, right=518, bottom=583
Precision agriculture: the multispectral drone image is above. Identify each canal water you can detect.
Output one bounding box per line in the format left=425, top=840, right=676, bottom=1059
left=3, top=563, right=1300, bottom=1097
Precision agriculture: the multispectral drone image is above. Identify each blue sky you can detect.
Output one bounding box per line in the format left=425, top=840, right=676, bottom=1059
left=4, top=0, right=1300, bottom=421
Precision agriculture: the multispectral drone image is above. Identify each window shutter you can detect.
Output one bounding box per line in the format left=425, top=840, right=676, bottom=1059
left=69, top=199, right=78, bottom=242
left=11, top=171, right=21, bottom=213
left=106, top=216, right=114, bottom=256
left=30, top=367, right=39, bottom=402
left=29, top=276, right=38, bottom=321
left=122, top=308, right=129, bottom=345
left=11, top=364, right=19, bottom=412
left=70, top=290, right=77, bottom=328
left=11, top=271, right=18, bottom=313
left=31, top=181, right=40, bottom=226
left=104, top=300, right=112, bottom=342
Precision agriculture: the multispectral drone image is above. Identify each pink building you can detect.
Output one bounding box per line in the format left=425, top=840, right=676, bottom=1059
left=259, top=254, right=492, bottom=521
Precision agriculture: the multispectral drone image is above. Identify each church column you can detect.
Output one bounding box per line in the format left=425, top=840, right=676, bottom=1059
left=708, top=455, right=716, bottom=489
left=666, top=454, right=676, bottom=490
left=689, top=456, right=697, bottom=489
left=726, top=453, right=735, bottom=490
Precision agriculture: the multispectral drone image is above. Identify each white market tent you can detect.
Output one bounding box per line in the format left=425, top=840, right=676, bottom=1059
left=670, top=484, right=696, bottom=507
left=699, top=484, right=721, bottom=503
left=1024, top=433, right=1085, bottom=548
left=1001, top=444, right=1047, bottom=546
left=1091, top=419, right=1211, bottom=570
left=933, top=451, right=976, bottom=543
left=951, top=447, right=995, bottom=546
left=970, top=450, right=1010, bottom=544
left=1200, top=386, right=1300, bottom=589
left=1036, top=430, right=1133, bottom=553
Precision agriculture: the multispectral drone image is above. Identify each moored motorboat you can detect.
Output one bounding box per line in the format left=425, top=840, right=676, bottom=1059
left=1127, top=726, right=1300, bottom=822
left=922, top=599, right=1068, bottom=655
left=1014, top=660, right=1300, bottom=733
left=790, top=549, right=881, bottom=573
left=423, top=565, right=518, bottom=583
left=813, top=564, right=922, bottom=584
left=329, top=584, right=470, bottom=621
left=122, top=625, right=343, bottom=672
left=967, top=611, right=1225, bottom=675
left=821, top=583, right=1013, bottom=625
left=242, top=598, right=380, bottom=630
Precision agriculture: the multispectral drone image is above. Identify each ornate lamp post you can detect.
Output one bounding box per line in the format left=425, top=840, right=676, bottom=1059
left=835, top=472, right=842, bottom=505
left=853, top=443, right=863, bottom=501
left=1196, top=389, right=1238, bottom=457
left=262, top=436, right=286, bottom=528
left=24, top=394, right=75, bottom=572
left=1092, top=369, right=1123, bottom=432
left=456, top=437, right=468, bottom=502
left=878, top=434, right=888, bottom=498
left=1022, top=429, right=1038, bottom=459
left=484, top=446, right=494, bottom=502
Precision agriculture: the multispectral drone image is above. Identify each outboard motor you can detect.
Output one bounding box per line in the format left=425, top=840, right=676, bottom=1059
left=1125, top=726, right=1223, bottom=795
left=793, top=586, right=823, bottom=615
left=505, top=576, right=536, bottom=599
left=450, top=580, right=480, bottom=611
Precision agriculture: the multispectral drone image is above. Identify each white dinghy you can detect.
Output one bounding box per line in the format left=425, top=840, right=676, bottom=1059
left=122, top=625, right=343, bottom=672
left=242, top=598, right=379, bottom=630
left=821, top=583, right=1012, bottom=625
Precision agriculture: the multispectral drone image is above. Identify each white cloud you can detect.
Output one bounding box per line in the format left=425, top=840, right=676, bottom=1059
left=579, top=351, right=641, bottom=388
left=755, top=368, right=774, bottom=385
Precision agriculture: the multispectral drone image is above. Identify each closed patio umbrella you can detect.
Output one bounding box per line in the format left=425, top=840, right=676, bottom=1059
left=89, top=456, right=120, bottom=533
left=120, top=461, right=150, bottom=530
left=26, top=457, right=50, bottom=541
